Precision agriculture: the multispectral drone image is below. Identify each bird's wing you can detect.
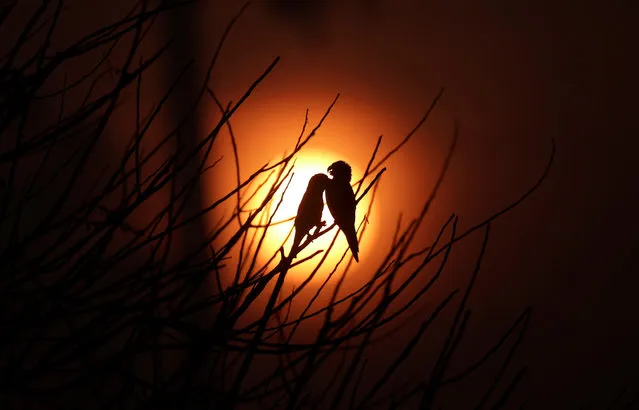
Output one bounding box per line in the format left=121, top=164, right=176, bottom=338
left=326, top=181, right=359, bottom=261
left=326, top=181, right=356, bottom=227
left=296, top=187, right=324, bottom=231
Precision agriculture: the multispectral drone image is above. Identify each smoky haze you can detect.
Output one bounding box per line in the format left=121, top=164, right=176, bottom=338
left=206, top=1, right=639, bottom=406
left=1, top=0, right=637, bottom=408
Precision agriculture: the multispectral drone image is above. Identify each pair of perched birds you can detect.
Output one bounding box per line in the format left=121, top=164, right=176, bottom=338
left=291, top=160, right=360, bottom=262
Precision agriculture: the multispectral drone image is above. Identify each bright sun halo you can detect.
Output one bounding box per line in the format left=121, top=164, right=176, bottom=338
left=250, top=150, right=376, bottom=274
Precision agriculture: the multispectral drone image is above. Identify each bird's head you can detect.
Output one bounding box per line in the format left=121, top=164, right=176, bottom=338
left=327, top=160, right=352, bottom=182
left=307, top=173, right=329, bottom=191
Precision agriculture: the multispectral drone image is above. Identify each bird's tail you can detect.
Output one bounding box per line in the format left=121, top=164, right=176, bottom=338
left=343, top=229, right=359, bottom=263
left=289, top=229, right=305, bottom=259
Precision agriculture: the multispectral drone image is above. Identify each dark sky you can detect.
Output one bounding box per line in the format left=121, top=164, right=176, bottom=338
left=204, top=0, right=639, bottom=406
left=5, top=0, right=638, bottom=407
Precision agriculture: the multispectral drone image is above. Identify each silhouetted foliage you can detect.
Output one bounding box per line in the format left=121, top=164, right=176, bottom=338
left=0, top=2, right=563, bottom=409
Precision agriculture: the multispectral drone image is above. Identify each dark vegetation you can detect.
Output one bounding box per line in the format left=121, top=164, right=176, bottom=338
left=0, top=1, right=589, bottom=409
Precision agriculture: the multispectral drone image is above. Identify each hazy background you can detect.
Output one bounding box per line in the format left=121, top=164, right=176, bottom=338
left=204, top=1, right=639, bottom=406
left=6, top=0, right=638, bottom=407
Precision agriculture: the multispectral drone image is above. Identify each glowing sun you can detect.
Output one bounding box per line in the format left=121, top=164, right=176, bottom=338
left=251, top=150, right=377, bottom=275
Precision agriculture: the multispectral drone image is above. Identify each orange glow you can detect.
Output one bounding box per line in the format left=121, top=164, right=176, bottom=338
left=245, top=149, right=378, bottom=281
left=200, top=85, right=406, bottom=289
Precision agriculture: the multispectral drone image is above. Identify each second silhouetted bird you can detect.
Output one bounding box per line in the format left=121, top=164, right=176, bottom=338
left=326, top=160, right=359, bottom=262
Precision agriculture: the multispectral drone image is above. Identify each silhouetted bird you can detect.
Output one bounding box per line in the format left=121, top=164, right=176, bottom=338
left=290, top=173, right=329, bottom=258
left=326, top=161, right=359, bottom=262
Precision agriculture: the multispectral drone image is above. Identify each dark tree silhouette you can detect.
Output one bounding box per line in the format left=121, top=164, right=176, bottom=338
left=0, top=2, right=568, bottom=409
